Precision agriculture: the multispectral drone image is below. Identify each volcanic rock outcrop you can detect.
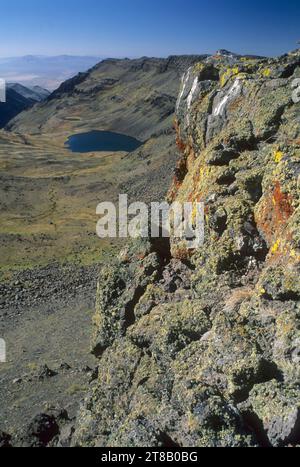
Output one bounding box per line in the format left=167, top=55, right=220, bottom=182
left=71, top=49, right=300, bottom=447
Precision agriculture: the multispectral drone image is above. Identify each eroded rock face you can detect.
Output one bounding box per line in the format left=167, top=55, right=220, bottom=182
left=73, top=50, right=300, bottom=447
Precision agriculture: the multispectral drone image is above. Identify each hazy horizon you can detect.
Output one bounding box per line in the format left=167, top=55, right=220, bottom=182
left=0, top=46, right=298, bottom=62
left=0, top=55, right=105, bottom=90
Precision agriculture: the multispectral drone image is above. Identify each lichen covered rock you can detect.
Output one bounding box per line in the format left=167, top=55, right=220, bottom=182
left=247, top=381, right=300, bottom=447
left=73, top=50, right=300, bottom=447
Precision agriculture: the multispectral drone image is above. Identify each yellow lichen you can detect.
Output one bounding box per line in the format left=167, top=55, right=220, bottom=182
left=191, top=202, right=198, bottom=225
left=271, top=239, right=281, bottom=254
left=274, top=150, right=283, bottom=163
left=262, top=68, right=271, bottom=77
left=236, top=72, right=248, bottom=81
left=194, top=63, right=205, bottom=72
left=220, top=67, right=239, bottom=87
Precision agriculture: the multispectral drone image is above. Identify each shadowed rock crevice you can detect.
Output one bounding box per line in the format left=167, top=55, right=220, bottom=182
left=158, top=432, right=180, bottom=448
left=123, top=285, right=148, bottom=329
left=150, top=236, right=172, bottom=263
left=241, top=411, right=272, bottom=448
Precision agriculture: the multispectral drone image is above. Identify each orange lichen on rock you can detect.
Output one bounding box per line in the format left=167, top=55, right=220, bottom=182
left=255, top=180, right=294, bottom=246
left=168, top=121, right=188, bottom=201
left=273, top=181, right=294, bottom=221
left=176, top=135, right=186, bottom=153
left=169, top=157, right=188, bottom=198
left=189, top=172, right=204, bottom=202
left=174, top=119, right=186, bottom=153
left=169, top=121, right=197, bottom=201
left=171, top=244, right=194, bottom=261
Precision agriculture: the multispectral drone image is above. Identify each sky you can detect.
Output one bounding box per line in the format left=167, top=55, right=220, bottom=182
left=0, top=0, right=299, bottom=58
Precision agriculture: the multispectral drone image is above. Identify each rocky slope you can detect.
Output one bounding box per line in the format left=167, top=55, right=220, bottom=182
left=71, top=50, right=300, bottom=447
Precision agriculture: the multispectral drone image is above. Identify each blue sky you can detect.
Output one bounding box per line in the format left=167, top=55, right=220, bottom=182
left=0, top=0, right=299, bottom=58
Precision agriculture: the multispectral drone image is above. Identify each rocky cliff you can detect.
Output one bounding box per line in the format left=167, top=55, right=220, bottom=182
left=71, top=50, right=300, bottom=448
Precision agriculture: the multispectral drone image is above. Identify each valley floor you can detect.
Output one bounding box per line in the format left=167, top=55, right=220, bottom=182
left=0, top=127, right=177, bottom=444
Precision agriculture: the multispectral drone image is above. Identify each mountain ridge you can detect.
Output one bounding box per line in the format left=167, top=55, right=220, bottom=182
left=0, top=83, right=49, bottom=128
left=7, top=55, right=207, bottom=140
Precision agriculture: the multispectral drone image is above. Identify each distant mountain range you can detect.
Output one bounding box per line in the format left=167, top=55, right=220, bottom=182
left=0, top=55, right=103, bottom=90
left=0, top=82, right=50, bottom=127
left=7, top=83, right=50, bottom=102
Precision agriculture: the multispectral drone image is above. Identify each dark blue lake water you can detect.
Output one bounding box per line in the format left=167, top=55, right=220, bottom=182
left=65, top=131, right=143, bottom=153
